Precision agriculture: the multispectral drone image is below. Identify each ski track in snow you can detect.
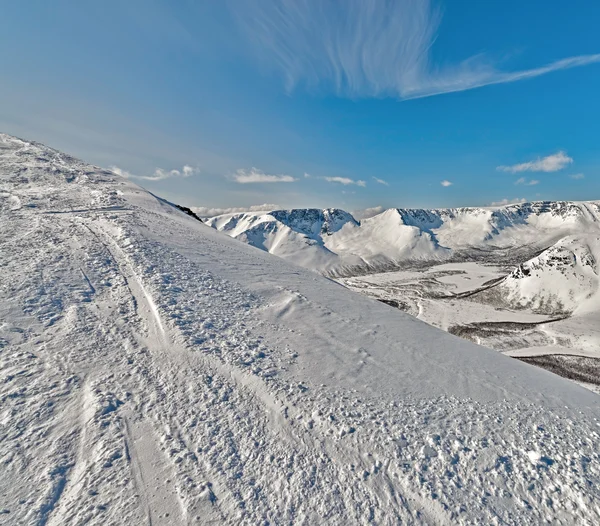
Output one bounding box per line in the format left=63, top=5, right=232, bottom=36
left=1, top=133, right=600, bottom=525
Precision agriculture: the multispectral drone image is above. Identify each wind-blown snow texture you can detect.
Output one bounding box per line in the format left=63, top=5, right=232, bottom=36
left=206, top=202, right=600, bottom=275
left=1, top=133, right=600, bottom=525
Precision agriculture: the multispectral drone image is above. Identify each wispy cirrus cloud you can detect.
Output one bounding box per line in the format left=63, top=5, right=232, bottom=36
left=325, top=176, right=366, bottom=187
left=515, top=177, right=539, bottom=186
left=231, top=0, right=600, bottom=100
left=497, top=151, right=573, bottom=173
left=232, top=167, right=296, bottom=184
left=372, top=177, right=389, bottom=186
left=569, top=173, right=585, bottom=180
left=110, top=164, right=198, bottom=181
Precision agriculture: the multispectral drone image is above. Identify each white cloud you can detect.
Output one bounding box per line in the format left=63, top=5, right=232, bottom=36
left=489, top=197, right=527, bottom=207
left=325, top=176, right=366, bottom=187
left=372, top=177, right=389, bottom=186
left=304, top=172, right=312, bottom=178
left=232, top=167, right=296, bottom=184
left=110, top=164, right=198, bottom=181
left=515, top=177, right=540, bottom=186
left=192, top=204, right=280, bottom=217
left=110, top=166, right=134, bottom=179
left=231, top=0, right=600, bottom=100
left=569, top=173, right=585, bottom=180
left=440, top=180, right=453, bottom=187
left=497, top=151, right=573, bottom=173
left=353, top=206, right=385, bottom=220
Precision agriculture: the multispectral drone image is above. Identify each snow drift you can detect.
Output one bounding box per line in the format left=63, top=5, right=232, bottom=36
left=1, top=133, right=599, bottom=525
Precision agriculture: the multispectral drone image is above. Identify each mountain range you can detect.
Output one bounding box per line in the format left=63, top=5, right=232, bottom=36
left=205, top=202, right=600, bottom=275
left=205, top=203, right=600, bottom=319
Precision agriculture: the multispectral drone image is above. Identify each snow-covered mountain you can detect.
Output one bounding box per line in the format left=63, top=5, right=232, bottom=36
left=206, top=208, right=448, bottom=273
left=206, top=208, right=360, bottom=270
left=396, top=201, right=600, bottom=248
left=207, top=202, right=600, bottom=274
left=476, top=234, right=600, bottom=315
left=2, top=133, right=600, bottom=524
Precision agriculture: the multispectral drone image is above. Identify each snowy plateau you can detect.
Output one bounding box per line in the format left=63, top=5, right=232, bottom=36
left=1, top=132, right=599, bottom=525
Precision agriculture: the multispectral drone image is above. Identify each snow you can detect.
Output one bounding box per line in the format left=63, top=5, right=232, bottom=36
left=208, top=201, right=600, bottom=275
left=212, top=200, right=600, bottom=377
left=342, top=258, right=600, bottom=363
left=205, top=209, right=362, bottom=271
left=1, top=133, right=600, bottom=524
left=325, top=208, right=447, bottom=268
left=207, top=207, right=449, bottom=274
left=495, top=235, right=600, bottom=315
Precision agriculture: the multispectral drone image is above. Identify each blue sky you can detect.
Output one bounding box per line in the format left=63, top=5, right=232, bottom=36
left=1, top=0, right=599, bottom=213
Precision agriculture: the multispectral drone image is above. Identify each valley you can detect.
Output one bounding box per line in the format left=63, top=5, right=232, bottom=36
left=338, top=261, right=600, bottom=394
left=207, top=208, right=600, bottom=393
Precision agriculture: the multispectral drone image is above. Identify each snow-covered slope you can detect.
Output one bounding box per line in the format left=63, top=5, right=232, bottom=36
left=479, top=235, right=600, bottom=315
left=2, top=133, right=600, bottom=525
left=397, top=202, right=600, bottom=248
left=207, top=208, right=448, bottom=273
left=206, top=208, right=361, bottom=270
left=207, top=202, right=600, bottom=274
